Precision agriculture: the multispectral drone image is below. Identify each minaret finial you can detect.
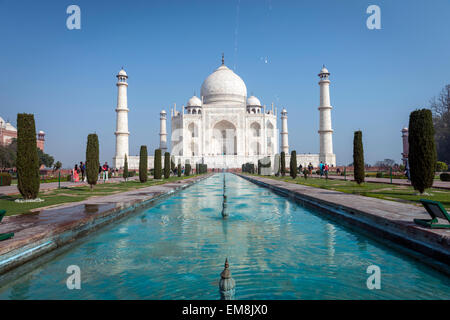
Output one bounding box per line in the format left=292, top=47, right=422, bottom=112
left=222, top=53, right=224, bottom=65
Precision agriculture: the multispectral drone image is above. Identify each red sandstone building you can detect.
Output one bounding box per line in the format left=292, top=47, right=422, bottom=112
left=0, top=116, right=45, bottom=151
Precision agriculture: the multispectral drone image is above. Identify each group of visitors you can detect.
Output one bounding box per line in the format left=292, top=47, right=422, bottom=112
left=72, top=161, right=110, bottom=182
left=318, top=161, right=329, bottom=178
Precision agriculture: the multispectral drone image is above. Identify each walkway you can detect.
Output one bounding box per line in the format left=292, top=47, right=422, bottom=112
left=0, top=176, right=139, bottom=196
left=311, top=174, right=450, bottom=190
left=239, top=174, right=450, bottom=269
left=0, top=174, right=211, bottom=276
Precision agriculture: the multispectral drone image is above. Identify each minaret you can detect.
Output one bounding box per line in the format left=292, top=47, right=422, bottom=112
left=37, top=130, right=45, bottom=151
left=318, top=65, right=334, bottom=163
left=159, top=110, right=167, bottom=152
left=280, top=108, right=289, bottom=154
left=114, top=68, right=129, bottom=168
left=401, top=127, right=409, bottom=166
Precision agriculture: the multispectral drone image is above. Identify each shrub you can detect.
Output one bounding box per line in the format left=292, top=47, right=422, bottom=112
left=123, top=154, right=128, bottom=181
left=85, top=133, right=99, bottom=190
left=185, top=162, right=191, bottom=176
left=177, top=163, right=181, bottom=177
left=290, top=150, right=297, bottom=179
left=303, top=169, right=308, bottom=180
left=409, top=109, right=437, bottom=193
left=280, top=152, right=286, bottom=176
left=436, top=161, right=448, bottom=172
left=16, top=113, right=40, bottom=199
left=0, top=172, right=12, bottom=186
left=139, top=145, right=148, bottom=183
left=66, top=174, right=72, bottom=181
left=164, top=152, right=170, bottom=179
left=353, top=131, right=365, bottom=184
left=154, top=149, right=162, bottom=179
left=440, top=173, right=450, bottom=181
left=316, top=169, right=321, bottom=175
left=376, top=172, right=383, bottom=178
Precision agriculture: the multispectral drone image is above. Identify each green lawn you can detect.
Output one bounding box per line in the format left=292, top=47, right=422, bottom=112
left=1, top=175, right=201, bottom=216
left=254, top=174, right=450, bottom=210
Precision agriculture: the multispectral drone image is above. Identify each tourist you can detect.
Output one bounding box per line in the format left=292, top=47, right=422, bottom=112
left=102, top=162, right=109, bottom=181
left=336, top=167, right=341, bottom=175
left=324, top=163, right=329, bottom=179
left=73, top=164, right=80, bottom=182
left=319, top=161, right=324, bottom=178
left=98, top=165, right=102, bottom=181
left=308, top=163, right=313, bottom=177
left=80, top=161, right=86, bottom=182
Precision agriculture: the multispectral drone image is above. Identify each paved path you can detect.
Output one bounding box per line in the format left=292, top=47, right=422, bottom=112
left=239, top=174, right=450, bottom=269
left=311, top=174, right=450, bottom=190
left=0, top=176, right=139, bottom=196
left=0, top=174, right=212, bottom=276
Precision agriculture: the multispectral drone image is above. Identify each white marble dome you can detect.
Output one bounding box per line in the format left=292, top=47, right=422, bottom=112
left=187, top=95, right=202, bottom=107
left=200, top=64, right=247, bottom=104
left=319, top=66, right=329, bottom=74
left=247, top=95, right=261, bottom=106
left=118, top=69, right=127, bottom=77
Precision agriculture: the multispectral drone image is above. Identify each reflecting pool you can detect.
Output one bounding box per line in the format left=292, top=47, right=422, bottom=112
left=0, top=173, right=449, bottom=299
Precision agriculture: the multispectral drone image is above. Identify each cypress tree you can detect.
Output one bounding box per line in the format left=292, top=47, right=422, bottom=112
left=409, top=109, right=437, bottom=193
left=177, top=163, right=181, bottom=177
left=281, top=151, right=286, bottom=176
left=16, top=113, right=40, bottom=199
left=154, top=149, right=162, bottom=179
left=353, top=131, right=365, bottom=185
left=185, top=161, right=191, bottom=176
left=139, top=145, right=148, bottom=183
left=164, top=152, right=170, bottom=179
left=290, top=150, right=297, bottom=179
left=85, top=133, right=99, bottom=190
left=170, top=156, right=176, bottom=172
left=123, top=154, right=128, bottom=181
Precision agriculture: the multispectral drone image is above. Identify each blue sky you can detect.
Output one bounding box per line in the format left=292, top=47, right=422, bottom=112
left=1, top=0, right=449, bottom=167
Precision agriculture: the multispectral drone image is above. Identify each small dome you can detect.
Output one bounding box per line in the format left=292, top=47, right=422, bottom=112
left=247, top=95, right=261, bottom=107
left=281, top=108, right=287, bottom=114
left=118, top=69, right=127, bottom=77
left=187, top=95, right=202, bottom=107
left=319, top=66, right=329, bottom=74
left=39, top=130, right=45, bottom=134
left=160, top=110, right=166, bottom=114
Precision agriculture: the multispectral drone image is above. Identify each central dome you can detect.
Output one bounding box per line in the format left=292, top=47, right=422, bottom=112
left=200, top=64, right=247, bottom=104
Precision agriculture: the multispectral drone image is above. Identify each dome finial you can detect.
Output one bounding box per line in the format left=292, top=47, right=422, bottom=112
left=222, top=53, right=224, bottom=65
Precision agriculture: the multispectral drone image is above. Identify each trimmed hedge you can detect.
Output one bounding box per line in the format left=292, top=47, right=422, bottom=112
left=440, top=173, right=450, bottom=181
left=0, top=172, right=12, bottom=186
left=139, top=145, right=148, bottom=182
left=154, top=149, right=162, bottom=179
left=290, top=150, right=297, bottom=179
left=409, top=109, right=437, bottom=193
left=353, top=131, right=365, bottom=185
left=16, top=113, right=40, bottom=199
left=164, top=152, right=170, bottom=179
left=280, top=152, right=286, bottom=176
left=177, top=163, right=181, bottom=177
left=86, top=133, right=100, bottom=189
left=185, top=162, right=191, bottom=176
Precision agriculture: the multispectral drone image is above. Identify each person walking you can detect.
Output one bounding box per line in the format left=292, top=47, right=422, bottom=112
left=102, top=162, right=109, bottom=182
left=73, top=164, right=80, bottom=182
left=80, top=161, right=85, bottom=182
left=324, top=163, right=329, bottom=179
left=319, top=161, right=324, bottom=178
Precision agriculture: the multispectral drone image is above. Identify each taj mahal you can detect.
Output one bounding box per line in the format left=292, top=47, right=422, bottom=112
left=113, top=56, right=336, bottom=170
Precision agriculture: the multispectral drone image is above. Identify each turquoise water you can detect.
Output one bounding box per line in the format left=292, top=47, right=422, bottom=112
left=0, top=173, right=449, bottom=299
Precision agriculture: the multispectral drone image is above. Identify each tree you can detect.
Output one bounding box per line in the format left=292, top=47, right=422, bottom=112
left=177, top=163, right=181, bottom=177
left=37, top=148, right=54, bottom=168
left=409, top=109, right=437, bottom=193
left=290, top=150, right=297, bottom=179
left=139, top=145, right=148, bottom=183
left=154, top=149, right=162, bottom=179
left=353, top=131, right=365, bottom=184
left=280, top=151, right=286, bottom=176
left=171, top=156, right=176, bottom=172
left=185, top=162, right=191, bottom=176
left=164, top=152, right=170, bottom=179
left=85, top=133, right=99, bottom=190
left=16, top=113, right=40, bottom=199
left=53, top=161, right=62, bottom=171
left=374, top=159, right=395, bottom=168
left=0, top=138, right=17, bottom=168
left=123, top=154, right=128, bottom=181
left=431, top=84, right=450, bottom=164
